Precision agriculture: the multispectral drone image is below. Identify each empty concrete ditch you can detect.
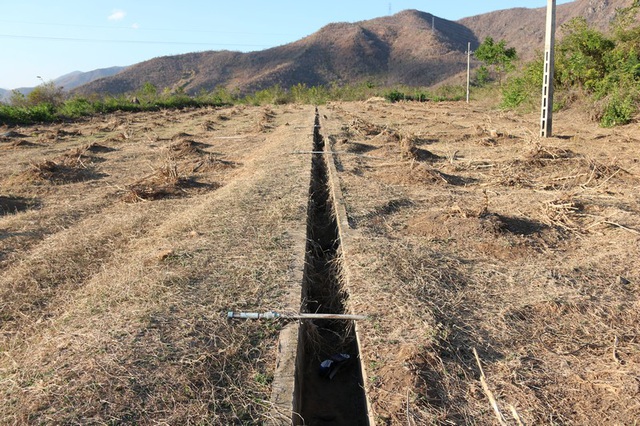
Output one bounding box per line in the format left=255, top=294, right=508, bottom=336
left=291, top=110, right=370, bottom=425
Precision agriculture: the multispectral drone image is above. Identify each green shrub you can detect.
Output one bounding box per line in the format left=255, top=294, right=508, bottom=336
left=599, top=89, right=638, bottom=127
left=556, top=18, right=615, bottom=91
left=500, top=7, right=640, bottom=126
left=244, top=85, right=291, bottom=105
left=0, top=103, right=56, bottom=123
left=57, top=98, right=96, bottom=118
left=432, top=85, right=466, bottom=101
left=384, top=90, right=406, bottom=103
left=501, top=58, right=544, bottom=110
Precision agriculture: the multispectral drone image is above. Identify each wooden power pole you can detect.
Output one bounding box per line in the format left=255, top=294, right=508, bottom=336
left=540, top=0, right=557, bottom=137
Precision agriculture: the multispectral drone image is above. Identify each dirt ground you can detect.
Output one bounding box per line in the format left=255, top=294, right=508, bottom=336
left=1, top=101, right=639, bottom=425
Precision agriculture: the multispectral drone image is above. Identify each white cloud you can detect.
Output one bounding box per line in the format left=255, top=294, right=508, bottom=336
left=108, top=10, right=126, bottom=21
left=131, top=23, right=140, bottom=30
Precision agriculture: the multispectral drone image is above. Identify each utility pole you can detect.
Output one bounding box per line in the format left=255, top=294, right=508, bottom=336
left=467, top=42, right=472, bottom=103
left=540, top=0, right=556, bottom=137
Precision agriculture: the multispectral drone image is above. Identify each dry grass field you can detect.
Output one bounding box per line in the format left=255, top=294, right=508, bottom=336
left=1, top=101, right=639, bottom=425
left=1, top=105, right=313, bottom=424
left=323, top=100, right=640, bottom=425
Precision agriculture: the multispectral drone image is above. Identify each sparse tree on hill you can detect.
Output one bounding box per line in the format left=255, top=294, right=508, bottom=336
left=474, top=37, right=517, bottom=85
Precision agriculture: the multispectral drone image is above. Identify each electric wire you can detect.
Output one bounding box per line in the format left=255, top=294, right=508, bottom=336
left=0, top=33, right=271, bottom=47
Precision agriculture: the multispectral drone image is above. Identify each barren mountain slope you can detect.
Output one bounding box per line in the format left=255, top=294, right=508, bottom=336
left=76, top=1, right=635, bottom=96
left=76, top=10, right=475, bottom=96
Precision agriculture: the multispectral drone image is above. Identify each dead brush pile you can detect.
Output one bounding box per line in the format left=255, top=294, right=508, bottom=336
left=11, top=152, right=101, bottom=185
left=0, top=139, right=35, bottom=149
left=474, top=124, right=519, bottom=145
left=0, top=130, right=28, bottom=140
left=524, top=144, right=577, bottom=164
left=37, top=128, right=82, bottom=143
left=201, top=120, right=215, bottom=131
left=542, top=196, right=587, bottom=233
left=348, top=117, right=386, bottom=137
left=168, top=138, right=206, bottom=158
left=256, top=107, right=276, bottom=132
left=122, top=163, right=216, bottom=202
left=494, top=145, right=632, bottom=190
left=82, top=141, right=115, bottom=153
left=376, top=162, right=452, bottom=185
left=399, top=133, right=441, bottom=162
left=190, top=154, right=239, bottom=173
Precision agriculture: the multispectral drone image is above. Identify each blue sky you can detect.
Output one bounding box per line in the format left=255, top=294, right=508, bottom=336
left=0, top=1, right=573, bottom=89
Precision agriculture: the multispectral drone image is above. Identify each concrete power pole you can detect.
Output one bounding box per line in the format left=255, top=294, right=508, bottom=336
left=540, top=0, right=557, bottom=137
left=467, top=42, right=471, bottom=103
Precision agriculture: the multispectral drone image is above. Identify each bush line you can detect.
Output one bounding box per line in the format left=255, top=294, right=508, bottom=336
left=0, top=82, right=467, bottom=125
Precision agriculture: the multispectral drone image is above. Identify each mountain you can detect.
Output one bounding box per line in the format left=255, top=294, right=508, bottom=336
left=72, top=0, right=637, bottom=96
left=76, top=10, right=476, bottom=96
left=53, top=66, right=127, bottom=91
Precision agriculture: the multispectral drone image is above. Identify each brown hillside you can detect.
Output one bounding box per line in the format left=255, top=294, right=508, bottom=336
left=76, top=10, right=476, bottom=96
left=77, top=1, right=634, bottom=96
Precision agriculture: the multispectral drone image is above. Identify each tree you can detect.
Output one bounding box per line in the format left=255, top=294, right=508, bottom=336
left=10, top=81, right=64, bottom=108
left=474, top=37, right=518, bottom=84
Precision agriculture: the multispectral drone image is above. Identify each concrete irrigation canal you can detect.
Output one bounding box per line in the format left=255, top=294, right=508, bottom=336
left=267, top=109, right=372, bottom=425
left=293, top=111, right=370, bottom=425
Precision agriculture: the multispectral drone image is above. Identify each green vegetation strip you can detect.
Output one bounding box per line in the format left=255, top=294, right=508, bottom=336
left=1, top=81, right=466, bottom=125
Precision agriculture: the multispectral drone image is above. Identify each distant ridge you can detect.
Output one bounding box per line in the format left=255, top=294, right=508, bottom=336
left=68, top=0, right=636, bottom=96
left=54, top=66, right=127, bottom=91
left=0, top=66, right=127, bottom=102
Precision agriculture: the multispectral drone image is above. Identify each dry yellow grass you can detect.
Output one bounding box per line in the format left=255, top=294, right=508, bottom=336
left=322, top=101, right=640, bottom=425
left=1, top=105, right=313, bottom=424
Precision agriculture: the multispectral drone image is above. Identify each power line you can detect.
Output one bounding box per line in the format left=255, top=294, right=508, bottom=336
left=0, top=19, right=295, bottom=37
left=0, top=33, right=271, bottom=48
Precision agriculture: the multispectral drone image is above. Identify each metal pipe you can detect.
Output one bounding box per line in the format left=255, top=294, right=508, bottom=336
left=227, top=311, right=368, bottom=320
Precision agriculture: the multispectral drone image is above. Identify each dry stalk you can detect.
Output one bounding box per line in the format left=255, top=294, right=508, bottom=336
left=613, top=335, right=622, bottom=364
left=473, top=348, right=508, bottom=426
left=604, top=221, right=640, bottom=235
left=509, top=404, right=526, bottom=426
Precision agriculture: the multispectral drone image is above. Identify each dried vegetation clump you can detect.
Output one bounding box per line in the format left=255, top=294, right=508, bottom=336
left=122, top=163, right=216, bottom=202
left=168, top=138, right=206, bottom=157
left=399, top=133, right=441, bottom=162
left=256, top=107, right=277, bottom=132
left=6, top=142, right=115, bottom=186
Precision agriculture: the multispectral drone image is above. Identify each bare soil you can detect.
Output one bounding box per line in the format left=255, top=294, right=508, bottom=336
left=1, top=101, right=639, bottom=425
